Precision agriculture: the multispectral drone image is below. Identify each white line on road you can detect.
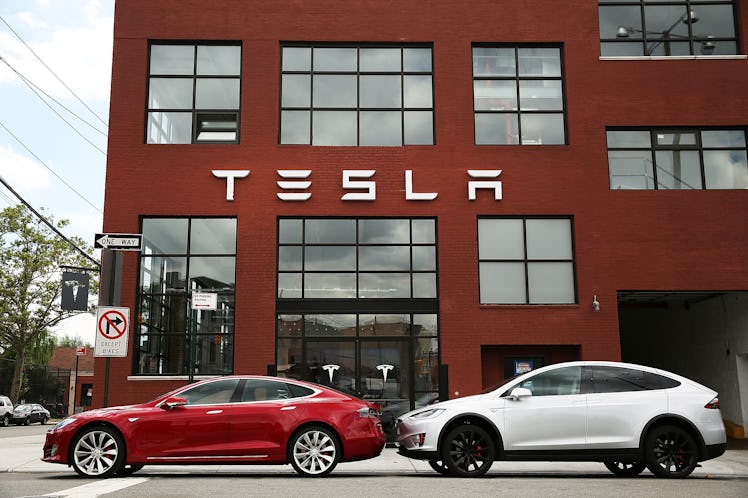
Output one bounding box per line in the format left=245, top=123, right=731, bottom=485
left=17, top=477, right=148, bottom=498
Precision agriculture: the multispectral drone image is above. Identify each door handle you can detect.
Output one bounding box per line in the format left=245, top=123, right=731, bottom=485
left=206, top=409, right=223, bottom=415
left=280, top=406, right=297, bottom=411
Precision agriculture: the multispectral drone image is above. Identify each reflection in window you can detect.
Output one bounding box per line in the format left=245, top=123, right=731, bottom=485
left=280, top=44, right=434, bottom=146
left=599, top=1, right=738, bottom=56
left=478, top=217, right=576, bottom=304
left=472, top=45, right=566, bottom=145
left=137, top=217, right=237, bottom=375
left=147, top=43, right=241, bottom=143
left=278, top=218, right=437, bottom=299
left=607, top=128, right=748, bottom=190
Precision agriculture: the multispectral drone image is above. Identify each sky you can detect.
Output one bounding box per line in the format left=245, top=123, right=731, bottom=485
left=0, top=0, right=115, bottom=346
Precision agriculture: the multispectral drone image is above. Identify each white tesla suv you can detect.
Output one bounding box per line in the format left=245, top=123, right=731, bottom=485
left=396, top=361, right=726, bottom=478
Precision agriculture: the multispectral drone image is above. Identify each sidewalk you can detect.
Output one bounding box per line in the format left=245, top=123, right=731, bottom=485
left=3, top=432, right=747, bottom=477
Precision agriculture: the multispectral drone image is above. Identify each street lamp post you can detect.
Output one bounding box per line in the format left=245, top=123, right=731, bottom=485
left=616, top=10, right=715, bottom=56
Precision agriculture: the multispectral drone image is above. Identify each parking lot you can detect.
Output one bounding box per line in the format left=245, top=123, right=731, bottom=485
left=2, top=424, right=748, bottom=497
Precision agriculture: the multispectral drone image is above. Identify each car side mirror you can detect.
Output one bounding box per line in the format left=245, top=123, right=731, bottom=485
left=161, top=396, right=188, bottom=410
left=509, top=387, right=532, bottom=400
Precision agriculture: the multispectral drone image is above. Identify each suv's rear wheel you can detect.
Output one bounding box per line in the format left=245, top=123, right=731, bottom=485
left=1, top=415, right=9, bottom=427
left=440, top=424, right=495, bottom=477
left=604, top=460, right=646, bottom=477
left=644, top=425, right=698, bottom=478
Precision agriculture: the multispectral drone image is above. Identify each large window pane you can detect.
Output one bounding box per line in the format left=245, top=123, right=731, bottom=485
left=360, top=273, right=410, bottom=298
left=704, top=151, right=748, bottom=189
left=360, top=246, right=410, bottom=271
left=412, top=246, right=436, bottom=271
left=281, top=75, right=311, bottom=107
left=474, top=80, right=517, bottom=111
left=520, top=114, right=565, bottom=145
left=413, top=273, right=437, bottom=298
left=475, top=113, right=518, bottom=145
left=478, top=218, right=524, bottom=259
left=197, top=45, right=240, bottom=75
left=313, top=75, right=357, bottom=108
left=306, top=315, right=356, bottom=337
left=403, top=48, right=432, bottom=72
left=305, top=273, right=356, bottom=298
left=313, top=47, right=357, bottom=71
left=360, top=111, right=402, bottom=146
left=150, top=45, right=194, bottom=74
left=143, top=218, right=188, bottom=254
left=473, top=47, right=515, bottom=76
left=360, top=76, right=401, bottom=108
left=608, top=150, right=655, bottom=189
left=190, top=218, right=237, bottom=254
left=404, top=111, right=433, bottom=145
left=360, top=48, right=401, bottom=72
left=655, top=150, right=703, bottom=189
left=147, top=112, right=192, bottom=144
left=140, top=256, right=187, bottom=293
left=479, top=262, right=526, bottom=304
left=305, top=246, right=356, bottom=270
left=281, top=111, right=310, bottom=144
left=526, top=219, right=572, bottom=260
left=528, top=262, right=575, bottom=304
left=518, top=48, right=561, bottom=76
left=305, top=219, right=356, bottom=243
left=189, top=257, right=236, bottom=290
left=149, top=78, right=193, bottom=109
left=359, top=219, right=410, bottom=243
left=519, top=80, right=563, bottom=111
left=282, top=47, right=311, bottom=71
left=313, top=111, right=357, bottom=145
left=403, top=76, right=432, bottom=108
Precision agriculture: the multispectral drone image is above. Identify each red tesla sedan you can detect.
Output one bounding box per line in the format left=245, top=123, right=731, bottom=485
left=43, top=376, right=385, bottom=477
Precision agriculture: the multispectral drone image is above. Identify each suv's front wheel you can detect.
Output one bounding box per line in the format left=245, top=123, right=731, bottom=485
left=440, top=424, right=495, bottom=477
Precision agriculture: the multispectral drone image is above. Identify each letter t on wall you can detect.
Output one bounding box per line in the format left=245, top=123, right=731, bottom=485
left=212, top=170, right=250, bottom=201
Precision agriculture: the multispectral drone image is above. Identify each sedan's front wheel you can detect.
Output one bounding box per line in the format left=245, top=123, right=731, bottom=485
left=288, top=426, right=340, bottom=477
left=441, top=424, right=495, bottom=477
left=644, top=425, right=698, bottom=478
left=604, top=460, right=646, bottom=477
left=71, top=426, right=125, bottom=478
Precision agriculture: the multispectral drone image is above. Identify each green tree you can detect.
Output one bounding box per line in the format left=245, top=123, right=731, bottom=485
left=0, top=204, right=98, bottom=402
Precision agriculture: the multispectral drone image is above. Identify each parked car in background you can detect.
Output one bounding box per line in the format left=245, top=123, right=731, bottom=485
left=11, top=403, right=50, bottom=425
left=43, top=375, right=385, bottom=478
left=0, top=395, right=13, bottom=427
left=397, top=361, right=726, bottom=479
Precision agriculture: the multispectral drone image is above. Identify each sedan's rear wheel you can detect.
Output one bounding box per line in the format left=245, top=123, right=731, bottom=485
left=604, top=460, right=646, bottom=477
left=644, top=425, right=698, bottom=478
left=71, top=426, right=125, bottom=478
left=441, top=424, right=495, bottom=477
left=288, top=426, right=340, bottom=476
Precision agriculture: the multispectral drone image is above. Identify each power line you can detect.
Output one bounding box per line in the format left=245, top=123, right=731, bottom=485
left=0, top=119, right=103, bottom=214
left=0, top=174, right=99, bottom=269
left=0, top=14, right=108, bottom=128
left=0, top=55, right=107, bottom=138
left=0, top=55, right=107, bottom=156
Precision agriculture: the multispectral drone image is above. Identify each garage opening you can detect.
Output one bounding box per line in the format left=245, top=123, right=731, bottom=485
left=617, top=291, right=748, bottom=442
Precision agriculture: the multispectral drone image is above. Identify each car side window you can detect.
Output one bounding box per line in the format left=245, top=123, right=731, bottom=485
left=286, top=383, right=315, bottom=398
left=240, top=379, right=293, bottom=402
left=516, top=366, right=582, bottom=396
left=591, top=366, right=680, bottom=393
left=180, top=379, right=240, bottom=405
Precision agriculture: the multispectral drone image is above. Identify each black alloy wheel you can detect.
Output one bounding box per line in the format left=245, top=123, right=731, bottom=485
left=644, top=425, right=699, bottom=478
left=441, top=424, right=495, bottom=477
left=604, top=460, right=647, bottom=477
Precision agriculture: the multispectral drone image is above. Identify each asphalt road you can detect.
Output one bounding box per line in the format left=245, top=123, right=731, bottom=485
left=2, top=424, right=747, bottom=498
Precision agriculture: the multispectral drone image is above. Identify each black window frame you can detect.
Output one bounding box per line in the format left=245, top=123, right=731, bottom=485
left=146, top=41, right=242, bottom=144
left=472, top=43, right=568, bottom=146
left=607, top=127, right=748, bottom=190
left=599, top=0, right=739, bottom=56
left=279, top=43, right=435, bottom=146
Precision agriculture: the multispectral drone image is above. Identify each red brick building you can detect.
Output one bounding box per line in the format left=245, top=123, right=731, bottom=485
left=96, top=0, right=748, bottom=440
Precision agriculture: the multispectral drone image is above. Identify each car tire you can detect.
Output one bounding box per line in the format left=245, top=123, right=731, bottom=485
left=22, top=418, right=29, bottom=426
left=604, top=460, right=646, bottom=477
left=288, top=426, right=340, bottom=477
left=40, top=417, right=48, bottom=425
left=1, top=415, right=8, bottom=427
left=71, top=426, right=126, bottom=478
left=428, top=459, right=452, bottom=476
left=115, top=464, right=144, bottom=476
left=644, top=425, right=698, bottom=478
left=440, top=424, right=495, bottom=477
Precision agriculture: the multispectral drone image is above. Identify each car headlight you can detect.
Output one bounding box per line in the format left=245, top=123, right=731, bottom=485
left=408, top=408, right=444, bottom=420
left=53, top=418, right=77, bottom=430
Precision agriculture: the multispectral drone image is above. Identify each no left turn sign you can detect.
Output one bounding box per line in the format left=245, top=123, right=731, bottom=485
left=95, top=306, right=130, bottom=357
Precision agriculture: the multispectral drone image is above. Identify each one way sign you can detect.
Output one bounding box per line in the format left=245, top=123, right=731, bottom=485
left=94, top=233, right=142, bottom=251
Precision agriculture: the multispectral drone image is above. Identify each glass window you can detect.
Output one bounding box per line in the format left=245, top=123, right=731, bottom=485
left=607, top=128, right=748, bottom=190
left=147, top=42, right=241, bottom=144
left=473, top=45, right=566, bottom=145
left=478, top=217, right=576, bottom=304
left=136, top=217, right=236, bottom=376
left=591, top=366, right=681, bottom=393
left=599, top=1, right=739, bottom=56
left=280, top=44, right=434, bottom=146
left=180, top=378, right=240, bottom=405
left=278, top=218, right=437, bottom=299
left=513, top=366, right=582, bottom=396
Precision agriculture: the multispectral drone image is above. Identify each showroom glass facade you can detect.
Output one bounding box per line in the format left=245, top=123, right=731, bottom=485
left=276, top=217, right=439, bottom=439
left=135, top=217, right=237, bottom=375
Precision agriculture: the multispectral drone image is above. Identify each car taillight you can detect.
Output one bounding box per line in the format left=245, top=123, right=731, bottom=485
left=704, top=397, right=720, bottom=409
left=357, top=407, right=380, bottom=418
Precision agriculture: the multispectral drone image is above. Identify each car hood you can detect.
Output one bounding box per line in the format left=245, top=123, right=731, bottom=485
left=68, top=404, right=145, bottom=420
left=400, top=393, right=485, bottom=419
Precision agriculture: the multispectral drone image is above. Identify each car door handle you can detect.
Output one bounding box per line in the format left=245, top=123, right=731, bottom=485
left=280, top=406, right=297, bottom=411
left=206, top=410, right=223, bottom=415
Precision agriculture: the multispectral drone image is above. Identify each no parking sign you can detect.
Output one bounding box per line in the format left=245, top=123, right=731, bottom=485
left=94, top=306, right=130, bottom=357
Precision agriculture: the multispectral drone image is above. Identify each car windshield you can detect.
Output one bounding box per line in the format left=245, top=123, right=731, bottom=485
left=15, top=405, right=32, bottom=412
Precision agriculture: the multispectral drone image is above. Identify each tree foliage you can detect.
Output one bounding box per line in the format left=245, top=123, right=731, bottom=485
left=0, top=204, right=98, bottom=402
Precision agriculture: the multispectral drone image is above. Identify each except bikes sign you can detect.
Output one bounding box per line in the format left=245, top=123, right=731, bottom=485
left=94, top=306, right=130, bottom=357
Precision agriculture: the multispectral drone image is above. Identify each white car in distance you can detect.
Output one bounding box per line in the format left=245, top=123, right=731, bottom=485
left=396, top=361, right=726, bottom=478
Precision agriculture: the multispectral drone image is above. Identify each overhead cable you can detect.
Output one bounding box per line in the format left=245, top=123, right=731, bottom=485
left=0, top=14, right=109, bottom=128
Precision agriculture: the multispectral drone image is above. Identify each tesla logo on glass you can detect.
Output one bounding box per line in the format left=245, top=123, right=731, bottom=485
left=211, top=169, right=502, bottom=202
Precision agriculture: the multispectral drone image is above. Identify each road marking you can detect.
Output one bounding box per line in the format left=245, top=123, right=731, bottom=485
left=24, top=477, right=148, bottom=498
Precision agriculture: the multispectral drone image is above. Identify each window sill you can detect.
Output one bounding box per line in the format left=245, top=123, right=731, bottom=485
left=479, top=304, right=579, bottom=309
left=600, top=55, right=747, bottom=61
